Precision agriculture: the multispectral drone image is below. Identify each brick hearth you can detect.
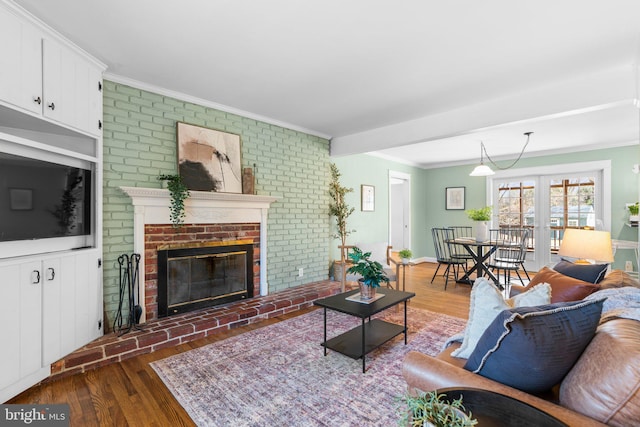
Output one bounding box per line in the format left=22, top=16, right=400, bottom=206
left=49, top=280, right=344, bottom=381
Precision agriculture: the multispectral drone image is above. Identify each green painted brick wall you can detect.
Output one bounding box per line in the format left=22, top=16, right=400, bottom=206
left=102, top=81, right=331, bottom=325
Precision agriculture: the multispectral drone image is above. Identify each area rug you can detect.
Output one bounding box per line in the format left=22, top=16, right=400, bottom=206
left=151, top=307, right=466, bottom=427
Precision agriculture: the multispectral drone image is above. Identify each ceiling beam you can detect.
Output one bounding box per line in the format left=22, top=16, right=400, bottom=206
left=331, top=64, right=638, bottom=157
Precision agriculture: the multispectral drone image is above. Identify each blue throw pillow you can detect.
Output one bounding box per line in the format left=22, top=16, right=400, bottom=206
left=463, top=298, right=605, bottom=393
left=554, top=259, right=608, bottom=284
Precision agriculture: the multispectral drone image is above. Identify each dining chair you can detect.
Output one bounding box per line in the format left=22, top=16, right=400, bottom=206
left=487, top=228, right=531, bottom=292
left=431, top=227, right=467, bottom=290
left=448, top=226, right=474, bottom=265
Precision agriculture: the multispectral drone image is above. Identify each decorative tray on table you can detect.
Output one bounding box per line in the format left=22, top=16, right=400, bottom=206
left=345, top=293, right=386, bottom=304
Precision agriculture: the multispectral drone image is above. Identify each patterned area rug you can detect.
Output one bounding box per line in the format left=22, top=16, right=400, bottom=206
left=151, top=307, right=466, bottom=427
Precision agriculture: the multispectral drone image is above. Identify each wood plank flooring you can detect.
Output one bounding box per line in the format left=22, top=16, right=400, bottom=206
left=8, top=261, right=471, bottom=426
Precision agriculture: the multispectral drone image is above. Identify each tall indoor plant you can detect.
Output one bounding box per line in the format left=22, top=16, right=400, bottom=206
left=347, top=247, right=389, bottom=299
left=158, top=174, right=190, bottom=228
left=466, top=206, right=492, bottom=242
left=328, top=163, right=355, bottom=292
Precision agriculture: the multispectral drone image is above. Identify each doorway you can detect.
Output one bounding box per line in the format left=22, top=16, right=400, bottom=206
left=389, top=171, right=411, bottom=251
left=489, top=161, right=611, bottom=271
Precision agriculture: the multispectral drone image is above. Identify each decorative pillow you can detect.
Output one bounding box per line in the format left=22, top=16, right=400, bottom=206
left=554, top=259, right=609, bottom=284
left=464, top=298, right=605, bottom=393
left=450, top=278, right=551, bottom=359
left=526, top=266, right=599, bottom=303
left=598, top=269, right=640, bottom=289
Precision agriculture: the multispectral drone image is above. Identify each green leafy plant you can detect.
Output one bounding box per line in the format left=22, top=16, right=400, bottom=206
left=399, top=249, right=413, bottom=259
left=466, top=206, right=492, bottom=221
left=628, top=202, right=639, bottom=216
left=328, top=163, right=355, bottom=291
left=397, top=391, right=478, bottom=427
left=346, top=247, right=389, bottom=288
left=158, top=174, right=190, bottom=227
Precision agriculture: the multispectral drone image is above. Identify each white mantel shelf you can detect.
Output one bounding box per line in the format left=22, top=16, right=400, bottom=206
left=120, top=187, right=277, bottom=322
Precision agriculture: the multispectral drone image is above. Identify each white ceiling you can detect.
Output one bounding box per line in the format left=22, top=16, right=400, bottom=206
left=13, top=0, right=640, bottom=168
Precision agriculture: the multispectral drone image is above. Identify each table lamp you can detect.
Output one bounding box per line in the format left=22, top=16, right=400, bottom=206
left=558, top=229, right=614, bottom=264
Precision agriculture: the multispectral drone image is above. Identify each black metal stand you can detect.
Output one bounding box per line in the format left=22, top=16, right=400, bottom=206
left=114, top=253, right=144, bottom=336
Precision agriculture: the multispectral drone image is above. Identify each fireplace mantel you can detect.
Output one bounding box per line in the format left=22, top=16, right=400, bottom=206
left=121, top=187, right=277, bottom=323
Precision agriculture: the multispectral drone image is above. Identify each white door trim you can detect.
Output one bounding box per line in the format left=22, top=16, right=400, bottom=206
left=389, top=170, right=411, bottom=251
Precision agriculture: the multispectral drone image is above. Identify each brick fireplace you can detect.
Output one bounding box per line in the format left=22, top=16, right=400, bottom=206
left=121, top=187, right=277, bottom=323
left=146, top=227, right=259, bottom=320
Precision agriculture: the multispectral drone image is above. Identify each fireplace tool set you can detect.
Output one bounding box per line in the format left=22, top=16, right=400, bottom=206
left=114, top=253, right=144, bottom=335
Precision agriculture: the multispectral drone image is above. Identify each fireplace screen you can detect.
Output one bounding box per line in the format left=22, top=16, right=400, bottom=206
left=157, top=243, right=253, bottom=317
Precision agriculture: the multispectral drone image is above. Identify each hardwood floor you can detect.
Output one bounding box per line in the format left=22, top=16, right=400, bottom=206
left=8, top=261, right=471, bottom=426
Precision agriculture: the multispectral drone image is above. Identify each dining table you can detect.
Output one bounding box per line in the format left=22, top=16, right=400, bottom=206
left=447, top=237, right=500, bottom=285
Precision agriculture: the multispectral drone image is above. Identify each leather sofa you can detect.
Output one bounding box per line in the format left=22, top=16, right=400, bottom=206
left=402, top=272, right=640, bottom=426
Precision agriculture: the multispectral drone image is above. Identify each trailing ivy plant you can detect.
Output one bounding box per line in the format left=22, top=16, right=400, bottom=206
left=158, top=174, right=190, bottom=228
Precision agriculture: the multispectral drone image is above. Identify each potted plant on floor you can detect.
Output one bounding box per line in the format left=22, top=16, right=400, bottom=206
left=329, top=163, right=355, bottom=292
left=158, top=174, right=190, bottom=228
left=398, top=391, right=477, bottom=427
left=466, top=206, right=492, bottom=242
left=347, top=246, right=389, bottom=299
left=399, top=248, right=413, bottom=265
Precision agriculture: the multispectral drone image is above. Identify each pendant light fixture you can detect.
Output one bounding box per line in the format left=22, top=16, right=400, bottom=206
left=469, top=132, right=533, bottom=176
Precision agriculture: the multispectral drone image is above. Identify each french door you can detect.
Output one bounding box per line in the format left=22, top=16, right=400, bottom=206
left=489, top=161, right=610, bottom=271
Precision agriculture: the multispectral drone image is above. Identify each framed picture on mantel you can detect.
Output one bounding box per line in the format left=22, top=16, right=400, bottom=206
left=446, top=186, right=465, bottom=210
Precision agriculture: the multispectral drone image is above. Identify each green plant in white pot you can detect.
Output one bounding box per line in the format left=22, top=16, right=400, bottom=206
left=628, top=202, right=639, bottom=224
left=347, top=247, right=389, bottom=299
left=399, top=248, right=413, bottom=265
left=466, top=206, right=492, bottom=242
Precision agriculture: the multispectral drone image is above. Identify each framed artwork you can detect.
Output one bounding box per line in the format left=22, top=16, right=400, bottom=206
left=361, top=185, right=375, bottom=211
left=10, top=188, right=33, bottom=210
left=177, top=122, right=243, bottom=193
left=445, top=187, right=465, bottom=210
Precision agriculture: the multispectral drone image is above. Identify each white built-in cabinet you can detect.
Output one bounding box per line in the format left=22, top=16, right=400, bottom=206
left=0, top=0, right=105, bottom=403
left=0, top=2, right=103, bottom=137
left=0, top=251, right=102, bottom=401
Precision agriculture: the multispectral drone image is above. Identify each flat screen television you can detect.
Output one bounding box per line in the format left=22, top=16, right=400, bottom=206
left=0, top=151, right=92, bottom=243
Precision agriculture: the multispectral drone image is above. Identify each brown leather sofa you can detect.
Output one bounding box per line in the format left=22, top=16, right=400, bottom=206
left=402, top=274, right=640, bottom=426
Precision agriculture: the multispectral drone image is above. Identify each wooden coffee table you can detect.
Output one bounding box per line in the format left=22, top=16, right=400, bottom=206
left=314, top=288, right=415, bottom=373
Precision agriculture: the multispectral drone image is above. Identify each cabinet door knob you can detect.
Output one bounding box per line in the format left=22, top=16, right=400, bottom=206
left=48, top=102, right=55, bottom=110
left=33, top=96, right=42, bottom=105
left=47, top=268, right=55, bottom=281
left=32, top=270, right=40, bottom=284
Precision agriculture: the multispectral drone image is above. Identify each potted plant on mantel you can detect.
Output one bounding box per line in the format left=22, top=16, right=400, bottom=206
left=399, top=248, right=413, bottom=265
left=466, top=206, right=492, bottom=242
left=158, top=174, right=190, bottom=228
left=346, top=247, right=389, bottom=300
